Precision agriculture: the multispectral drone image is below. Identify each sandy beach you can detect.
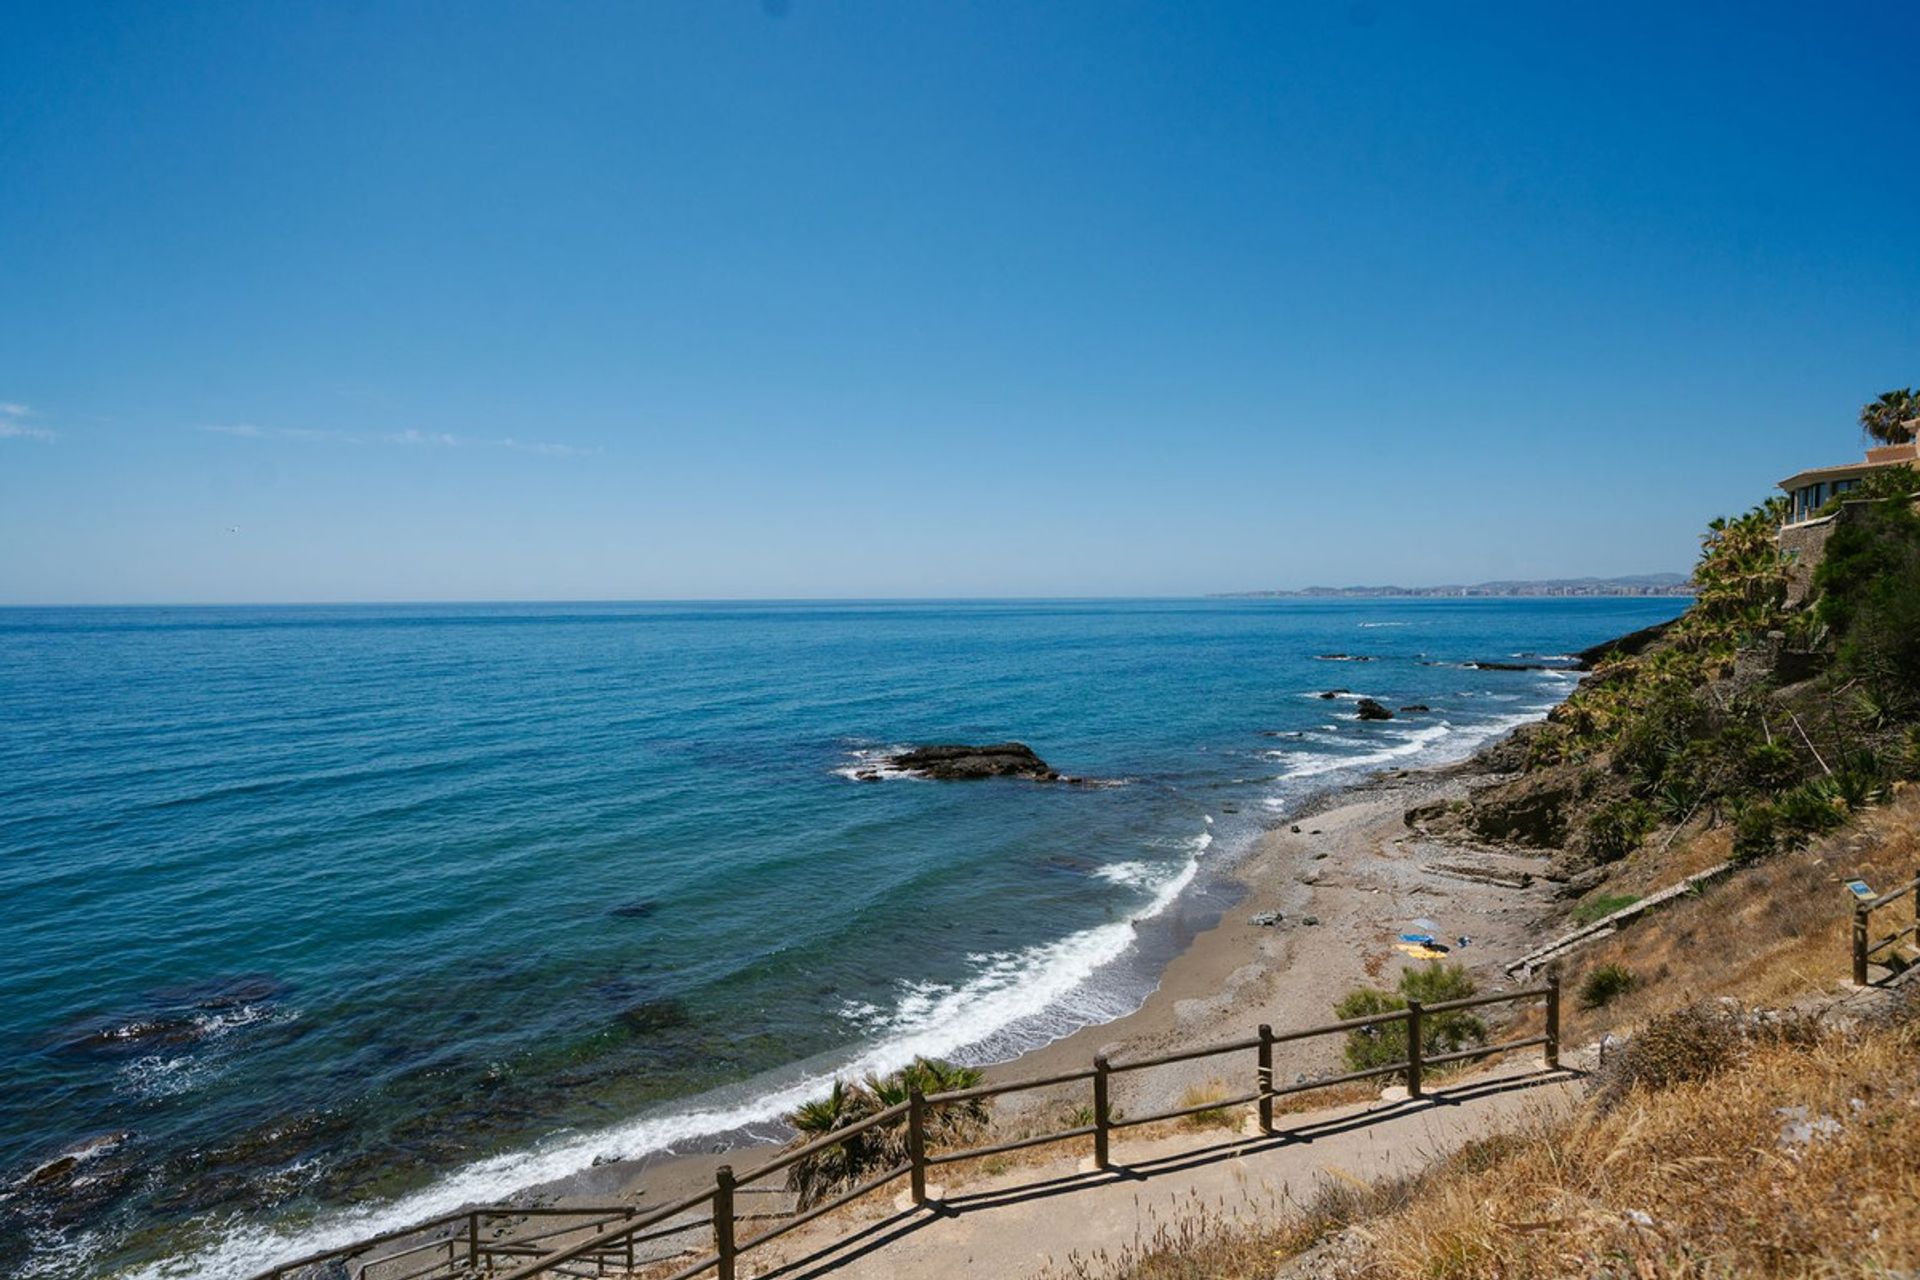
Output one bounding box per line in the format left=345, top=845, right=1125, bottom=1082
left=552, top=743, right=1559, bottom=1226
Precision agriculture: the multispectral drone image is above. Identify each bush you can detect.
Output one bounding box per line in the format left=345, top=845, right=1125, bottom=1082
left=1814, top=491, right=1920, bottom=712
left=1611, top=684, right=1707, bottom=788
left=1742, top=740, right=1801, bottom=791
left=1335, top=962, right=1486, bottom=1076
left=1774, top=781, right=1846, bottom=847
left=1578, top=798, right=1656, bottom=864
left=1578, top=963, right=1637, bottom=1009
left=783, top=1057, right=987, bottom=1207
left=1593, top=1003, right=1745, bottom=1109
left=1731, top=799, right=1778, bottom=863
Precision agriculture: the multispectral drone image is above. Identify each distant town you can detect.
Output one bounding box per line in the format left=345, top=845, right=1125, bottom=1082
left=1219, top=574, right=1696, bottom=599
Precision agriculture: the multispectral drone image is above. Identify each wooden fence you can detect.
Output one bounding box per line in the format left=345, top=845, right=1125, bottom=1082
left=1852, top=869, right=1920, bottom=985
left=257, top=977, right=1561, bottom=1280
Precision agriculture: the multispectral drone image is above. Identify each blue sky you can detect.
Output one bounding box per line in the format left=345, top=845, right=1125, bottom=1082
left=2, top=2, right=1916, bottom=603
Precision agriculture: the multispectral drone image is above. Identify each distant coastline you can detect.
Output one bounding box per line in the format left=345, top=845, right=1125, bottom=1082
left=1217, top=573, right=1695, bottom=599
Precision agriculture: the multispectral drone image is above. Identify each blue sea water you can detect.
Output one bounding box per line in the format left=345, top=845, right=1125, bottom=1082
left=0, top=597, right=1684, bottom=1278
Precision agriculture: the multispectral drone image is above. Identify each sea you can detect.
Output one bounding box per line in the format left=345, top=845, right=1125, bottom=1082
left=0, top=596, right=1685, bottom=1278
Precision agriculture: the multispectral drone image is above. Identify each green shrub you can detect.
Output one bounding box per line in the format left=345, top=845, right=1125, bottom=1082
left=1814, top=491, right=1920, bottom=713
left=1578, top=963, right=1637, bottom=1009
left=784, top=1057, right=987, bottom=1207
left=1335, top=962, right=1486, bottom=1076
left=1775, top=781, right=1846, bottom=847
left=1742, top=741, right=1801, bottom=792
left=1579, top=798, right=1656, bottom=864
left=1731, top=800, right=1778, bottom=863
left=1900, top=727, right=1920, bottom=780
left=1612, top=685, right=1707, bottom=788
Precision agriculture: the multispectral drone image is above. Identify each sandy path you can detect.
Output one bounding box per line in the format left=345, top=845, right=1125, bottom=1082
left=740, top=1060, right=1581, bottom=1279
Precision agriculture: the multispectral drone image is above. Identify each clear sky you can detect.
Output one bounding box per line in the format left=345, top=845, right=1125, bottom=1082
left=2, top=2, right=1916, bottom=604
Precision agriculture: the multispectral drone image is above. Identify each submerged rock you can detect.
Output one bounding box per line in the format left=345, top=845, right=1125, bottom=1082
left=45, top=974, right=288, bottom=1057
left=1399, top=704, right=1430, bottom=713
left=1353, top=698, right=1394, bottom=721
left=885, top=743, right=1060, bottom=781
left=1318, top=689, right=1349, bottom=700
left=619, top=998, right=693, bottom=1035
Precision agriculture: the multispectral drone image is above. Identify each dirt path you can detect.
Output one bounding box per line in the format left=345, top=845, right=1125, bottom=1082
left=736, top=1059, right=1584, bottom=1279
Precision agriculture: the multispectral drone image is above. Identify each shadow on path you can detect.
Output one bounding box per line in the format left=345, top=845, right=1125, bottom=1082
left=752, top=1065, right=1582, bottom=1280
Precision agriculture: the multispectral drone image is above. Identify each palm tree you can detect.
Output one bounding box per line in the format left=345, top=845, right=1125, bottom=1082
left=783, top=1058, right=988, bottom=1208
left=1860, top=388, right=1919, bottom=446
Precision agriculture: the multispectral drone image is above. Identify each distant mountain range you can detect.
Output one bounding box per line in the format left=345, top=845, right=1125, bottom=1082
left=1218, top=573, right=1695, bottom=599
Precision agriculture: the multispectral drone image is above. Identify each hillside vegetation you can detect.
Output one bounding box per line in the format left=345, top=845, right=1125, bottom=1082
left=1056, top=464, right=1920, bottom=1279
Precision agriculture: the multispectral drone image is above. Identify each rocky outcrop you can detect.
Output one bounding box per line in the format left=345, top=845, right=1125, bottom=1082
left=1458, top=767, right=1582, bottom=847
left=886, top=743, right=1061, bottom=781
left=1572, top=617, right=1677, bottom=669
left=1354, top=698, right=1394, bottom=721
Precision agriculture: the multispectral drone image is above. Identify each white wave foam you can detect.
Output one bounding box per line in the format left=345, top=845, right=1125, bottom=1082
left=118, top=1054, right=217, bottom=1100
left=1091, top=860, right=1159, bottom=888
left=1274, top=722, right=1453, bottom=779
left=1356, top=621, right=1410, bottom=628
left=131, top=819, right=1216, bottom=1280
left=831, top=746, right=920, bottom=782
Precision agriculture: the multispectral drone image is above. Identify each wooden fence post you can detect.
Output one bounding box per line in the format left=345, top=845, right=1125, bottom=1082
left=1256, top=1023, right=1274, bottom=1135
left=1093, top=1055, right=1112, bottom=1170
left=1404, top=1001, right=1423, bottom=1099
left=713, top=1164, right=736, bottom=1280
left=1854, top=902, right=1870, bottom=986
left=1544, top=973, right=1561, bottom=1070
left=907, top=1086, right=928, bottom=1207
left=624, top=1205, right=636, bottom=1272
left=467, top=1209, right=480, bottom=1273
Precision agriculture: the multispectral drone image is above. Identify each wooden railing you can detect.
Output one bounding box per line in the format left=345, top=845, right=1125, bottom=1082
left=1853, top=869, right=1920, bottom=985
left=259, top=977, right=1562, bottom=1280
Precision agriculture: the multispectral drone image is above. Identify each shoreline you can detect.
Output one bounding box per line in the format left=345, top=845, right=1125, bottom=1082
left=532, top=725, right=1558, bottom=1220
left=138, top=678, right=1596, bottom=1280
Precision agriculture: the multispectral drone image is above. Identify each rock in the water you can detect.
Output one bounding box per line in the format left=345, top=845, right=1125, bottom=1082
left=1354, top=698, right=1394, bottom=721
left=886, top=742, right=1060, bottom=781
left=1399, top=704, right=1430, bottom=713
left=1318, top=689, right=1349, bottom=700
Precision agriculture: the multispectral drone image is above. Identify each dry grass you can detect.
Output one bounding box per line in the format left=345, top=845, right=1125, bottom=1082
left=1553, top=790, right=1920, bottom=1043
left=1037, top=1009, right=1920, bottom=1279
left=1349, top=1012, right=1920, bottom=1278
left=1174, top=1080, right=1240, bottom=1131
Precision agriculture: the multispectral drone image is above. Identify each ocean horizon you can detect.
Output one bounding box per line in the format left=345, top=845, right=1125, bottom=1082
left=0, top=596, right=1685, bottom=1278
